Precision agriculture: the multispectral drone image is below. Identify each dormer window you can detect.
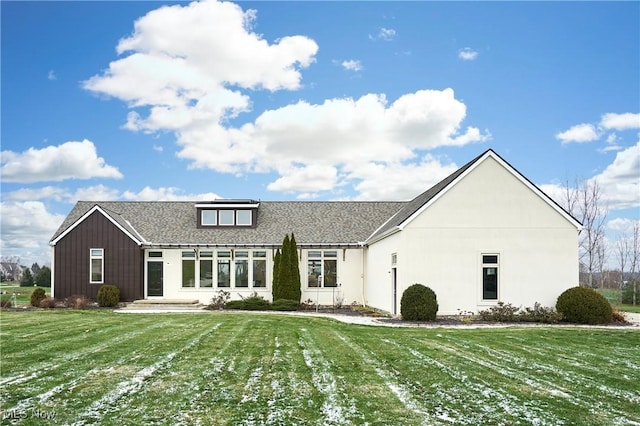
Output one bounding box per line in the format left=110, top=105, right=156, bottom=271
left=196, top=200, right=259, bottom=228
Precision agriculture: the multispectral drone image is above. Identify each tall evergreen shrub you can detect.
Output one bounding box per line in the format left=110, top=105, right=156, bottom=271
left=288, top=233, right=302, bottom=302
left=272, top=249, right=282, bottom=300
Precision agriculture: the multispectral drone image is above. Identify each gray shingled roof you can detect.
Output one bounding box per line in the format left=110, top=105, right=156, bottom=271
left=51, top=201, right=405, bottom=247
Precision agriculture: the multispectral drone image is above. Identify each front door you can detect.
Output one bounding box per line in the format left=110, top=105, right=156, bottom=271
left=392, top=267, right=397, bottom=315
left=147, top=261, right=163, bottom=297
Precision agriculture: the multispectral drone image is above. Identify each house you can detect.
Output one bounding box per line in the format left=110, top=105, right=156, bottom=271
left=0, top=262, right=24, bottom=282
left=49, top=149, right=581, bottom=315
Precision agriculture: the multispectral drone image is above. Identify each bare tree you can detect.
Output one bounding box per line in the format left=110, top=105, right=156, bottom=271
left=561, top=178, right=609, bottom=288
left=630, top=222, right=640, bottom=305
left=615, top=232, right=630, bottom=304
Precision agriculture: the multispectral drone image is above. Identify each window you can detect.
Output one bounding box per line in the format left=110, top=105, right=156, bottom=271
left=308, top=251, right=337, bottom=287
left=202, top=210, right=217, bottom=226
left=90, top=248, right=104, bottom=283
left=482, top=254, right=499, bottom=300
left=236, top=210, right=252, bottom=226
left=391, top=253, right=397, bottom=266
left=148, top=251, right=163, bottom=258
left=253, top=251, right=266, bottom=287
left=217, top=251, right=231, bottom=287
left=235, top=251, right=249, bottom=287
left=199, top=251, right=213, bottom=288
left=219, top=210, right=234, bottom=226
left=182, top=251, right=196, bottom=287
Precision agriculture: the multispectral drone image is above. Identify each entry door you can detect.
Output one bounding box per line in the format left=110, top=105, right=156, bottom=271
left=392, top=268, right=397, bottom=315
left=147, top=261, right=163, bottom=297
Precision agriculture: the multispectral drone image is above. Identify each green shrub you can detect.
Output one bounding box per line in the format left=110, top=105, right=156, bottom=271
left=224, top=295, right=271, bottom=311
left=622, top=280, right=638, bottom=305
left=400, top=284, right=438, bottom=321
left=556, top=286, right=613, bottom=325
left=520, top=303, right=563, bottom=324
left=271, top=299, right=299, bottom=311
left=478, top=302, right=520, bottom=322
left=39, top=297, right=57, bottom=309
left=97, top=285, right=120, bottom=307
left=478, top=302, right=563, bottom=323
left=30, top=288, right=47, bottom=307
left=224, top=300, right=246, bottom=310
left=242, top=295, right=271, bottom=310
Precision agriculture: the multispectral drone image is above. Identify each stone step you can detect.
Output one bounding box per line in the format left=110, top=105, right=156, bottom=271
left=120, top=299, right=205, bottom=311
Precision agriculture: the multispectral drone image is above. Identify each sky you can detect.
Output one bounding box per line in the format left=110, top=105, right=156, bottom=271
left=1, top=0, right=639, bottom=268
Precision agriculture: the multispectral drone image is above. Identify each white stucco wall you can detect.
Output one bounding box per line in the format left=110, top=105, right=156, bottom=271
left=367, top=156, right=579, bottom=315
left=364, top=232, right=400, bottom=314
left=144, top=247, right=364, bottom=306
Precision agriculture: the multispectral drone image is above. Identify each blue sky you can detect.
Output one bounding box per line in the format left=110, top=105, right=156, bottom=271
left=1, top=0, right=639, bottom=267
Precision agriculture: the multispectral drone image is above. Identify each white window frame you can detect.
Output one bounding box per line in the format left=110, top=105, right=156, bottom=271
left=90, top=248, right=104, bottom=284
left=307, top=250, right=338, bottom=288
left=236, top=210, right=252, bottom=226
left=218, top=210, right=235, bottom=226
left=201, top=210, right=218, bottom=226
left=481, top=253, right=499, bottom=301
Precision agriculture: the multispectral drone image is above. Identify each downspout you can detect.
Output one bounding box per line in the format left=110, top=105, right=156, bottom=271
left=360, top=242, right=366, bottom=306
left=50, top=245, right=55, bottom=299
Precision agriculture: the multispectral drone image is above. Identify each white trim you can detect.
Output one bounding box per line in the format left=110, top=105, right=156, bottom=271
left=398, top=150, right=582, bottom=232
left=50, top=205, right=146, bottom=246
left=89, top=248, right=104, bottom=284
left=195, top=203, right=260, bottom=209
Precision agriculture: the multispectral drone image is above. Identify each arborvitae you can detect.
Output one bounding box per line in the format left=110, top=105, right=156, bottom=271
left=279, top=234, right=292, bottom=299
left=289, top=233, right=301, bottom=302
left=272, top=249, right=282, bottom=300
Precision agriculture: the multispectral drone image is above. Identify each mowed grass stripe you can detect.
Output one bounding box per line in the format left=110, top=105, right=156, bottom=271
left=419, top=329, right=640, bottom=425
left=1, top=312, right=639, bottom=426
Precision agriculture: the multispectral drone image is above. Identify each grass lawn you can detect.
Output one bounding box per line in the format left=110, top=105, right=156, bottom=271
left=1, top=311, right=638, bottom=425
left=597, top=288, right=640, bottom=313
left=0, top=283, right=49, bottom=307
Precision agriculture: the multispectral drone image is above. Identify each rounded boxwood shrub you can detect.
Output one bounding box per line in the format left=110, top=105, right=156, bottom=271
left=401, top=283, right=438, bottom=321
left=30, top=287, right=47, bottom=307
left=97, top=285, right=120, bottom=307
left=556, top=286, right=613, bottom=325
left=271, top=299, right=299, bottom=311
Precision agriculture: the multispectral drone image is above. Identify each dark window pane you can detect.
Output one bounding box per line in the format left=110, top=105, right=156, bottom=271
left=182, top=260, right=195, bottom=287
left=236, top=259, right=249, bottom=287
left=253, top=259, right=266, bottom=287
left=483, top=255, right=498, bottom=264
left=200, top=260, right=213, bottom=287
left=218, top=260, right=230, bottom=287
left=483, top=267, right=498, bottom=299
left=324, top=259, right=337, bottom=287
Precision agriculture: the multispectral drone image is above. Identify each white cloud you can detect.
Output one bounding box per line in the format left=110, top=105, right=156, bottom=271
left=0, top=201, right=66, bottom=266
left=0, top=140, right=123, bottom=183
left=84, top=0, right=318, bottom=135
left=600, top=112, right=640, bottom=131
left=83, top=1, right=488, bottom=199
left=4, top=186, right=69, bottom=202
left=458, top=47, right=478, bottom=61
left=47, top=70, right=56, bottom=81
left=122, top=186, right=221, bottom=201
left=370, top=27, right=396, bottom=41
left=592, top=141, right=640, bottom=210
left=267, top=164, right=338, bottom=193
left=555, top=123, right=600, bottom=144
left=341, top=59, right=362, bottom=72
left=348, top=155, right=460, bottom=201
left=607, top=217, right=639, bottom=232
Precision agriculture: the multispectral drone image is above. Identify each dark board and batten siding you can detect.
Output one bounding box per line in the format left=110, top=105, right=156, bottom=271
left=53, top=211, right=143, bottom=301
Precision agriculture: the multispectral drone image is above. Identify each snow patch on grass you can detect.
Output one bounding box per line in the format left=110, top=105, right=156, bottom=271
left=336, top=333, right=432, bottom=423
left=299, top=331, right=357, bottom=425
